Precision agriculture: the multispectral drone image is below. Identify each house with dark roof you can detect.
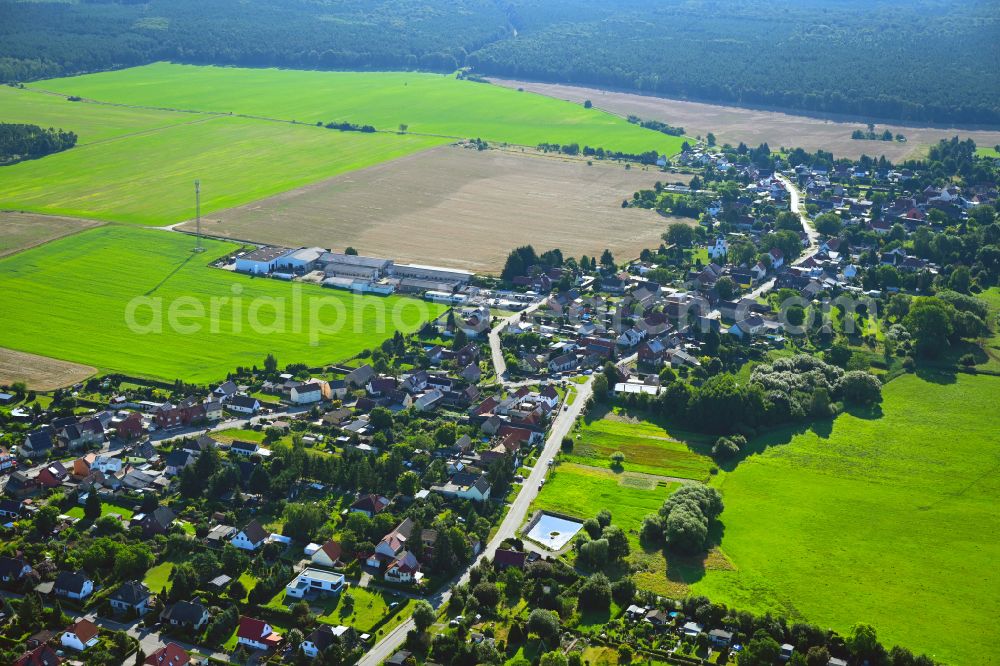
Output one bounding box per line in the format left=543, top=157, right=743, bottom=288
left=230, top=440, right=259, bottom=457
left=0, top=498, right=24, bottom=520
left=0, top=556, right=32, bottom=583
left=134, top=507, right=176, bottom=537
left=13, top=644, right=61, bottom=666
left=162, top=599, right=210, bottom=630
left=350, top=494, right=390, bottom=518
left=21, top=428, right=54, bottom=459
left=164, top=450, right=195, bottom=477
left=232, top=520, right=270, bottom=551
left=228, top=395, right=261, bottom=415
left=109, top=580, right=152, bottom=616
left=302, top=624, right=350, bottom=658
left=53, top=570, right=93, bottom=600
left=4, top=472, right=38, bottom=499
left=493, top=549, right=526, bottom=570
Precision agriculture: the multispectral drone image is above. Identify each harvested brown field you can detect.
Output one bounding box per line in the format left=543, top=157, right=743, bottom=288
left=0, top=211, right=103, bottom=258
left=180, top=146, right=694, bottom=273
left=491, top=79, right=1000, bottom=162
left=0, top=347, right=96, bottom=390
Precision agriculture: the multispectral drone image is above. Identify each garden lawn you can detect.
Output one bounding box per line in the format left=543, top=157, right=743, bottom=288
left=317, top=586, right=407, bottom=633
left=531, top=463, right=677, bottom=547
left=65, top=503, right=134, bottom=521
left=0, top=93, right=445, bottom=224
left=143, top=561, right=175, bottom=592
left=0, top=226, right=445, bottom=382
left=692, top=372, right=1000, bottom=666
left=31, top=63, right=686, bottom=156
left=569, top=411, right=714, bottom=480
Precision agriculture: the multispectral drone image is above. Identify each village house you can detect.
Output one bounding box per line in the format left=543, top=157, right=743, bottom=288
left=12, top=644, right=61, bottom=666
left=0, top=556, right=32, bottom=583
left=231, top=520, right=270, bottom=551
left=366, top=518, right=414, bottom=569
left=302, top=625, right=351, bottom=659
left=53, top=570, right=94, bottom=600
left=237, top=616, right=282, bottom=651
left=384, top=550, right=421, bottom=584
left=311, top=540, right=343, bottom=568
left=143, top=643, right=190, bottom=666
left=162, top=599, right=210, bottom=631
left=431, top=472, right=492, bottom=502
left=227, top=395, right=261, bottom=415
left=285, top=568, right=346, bottom=599
left=350, top=494, right=390, bottom=518
left=109, top=580, right=152, bottom=616
left=60, top=619, right=100, bottom=651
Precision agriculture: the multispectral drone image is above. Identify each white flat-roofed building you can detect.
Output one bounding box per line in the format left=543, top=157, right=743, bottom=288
left=276, top=247, right=325, bottom=272
left=285, top=568, right=347, bottom=599
left=319, top=252, right=393, bottom=279
left=425, top=290, right=468, bottom=304
left=392, top=262, right=473, bottom=284
left=235, top=246, right=292, bottom=275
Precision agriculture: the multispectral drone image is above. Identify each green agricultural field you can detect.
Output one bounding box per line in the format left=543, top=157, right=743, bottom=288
left=31, top=63, right=686, bottom=156
left=975, top=145, right=1000, bottom=158
left=692, top=373, right=1000, bottom=666
left=0, top=85, right=196, bottom=145
left=0, top=91, right=446, bottom=225
left=0, top=226, right=445, bottom=382
left=569, top=409, right=714, bottom=481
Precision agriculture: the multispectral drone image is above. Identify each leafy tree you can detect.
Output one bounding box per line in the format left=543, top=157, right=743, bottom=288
left=264, top=353, right=278, bottom=374
left=715, top=275, right=736, bottom=300
left=601, top=525, right=630, bottom=560
left=398, top=470, right=421, bottom=496
left=904, top=297, right=954, bottom=357
left=34, top=505, right=59, bottom=535
left=540, top=651, right=568, bottom=666
left=84, top=489, right=102, bottom=520
left=742, top=630, right=782, bottom=666
left=577, top=573, right=612, bottom=611
left=527, top=609, right=560, bottom=641
left=282, top=503, right=326, bottom=541
left=413, top=600, right=436, bottom=632
left=664, top=223, right=695, bottom=247
left=813, top=213, right=843, bottom=236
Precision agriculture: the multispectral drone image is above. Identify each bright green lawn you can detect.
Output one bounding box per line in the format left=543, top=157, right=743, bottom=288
left=693, top=373, right=1000, bottom=666
left=975, top=146, right=1000, bottom=158
left=65, top=503, right=134, bottom=521
left=532, top=463, right=676, bottom=544
left=143, top=561, right=175, bottom=592
left=31, top=63, right=686, bottom=156
left=0, top=86, right=196, bottom=145
left=315, top=586, right=407, bottom=633
left=0, top=226, right=444, bottom=382
left=0, top=90, right=445, bottom=224
left=569, top=411, right=714, bottom=481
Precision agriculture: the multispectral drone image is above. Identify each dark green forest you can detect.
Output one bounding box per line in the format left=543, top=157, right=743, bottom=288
left=1, top=0, right=997, bottom=125
left=0, top=123, right=76, bottom=165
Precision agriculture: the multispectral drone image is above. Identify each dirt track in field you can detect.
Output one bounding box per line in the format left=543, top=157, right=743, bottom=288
left=490, top=79, right=1000, bottom=161
left=0, top=211, right=103, bottom=258
left=0, top=347, right=96, bottom=390
left=179, top=146, right=694, bottom=273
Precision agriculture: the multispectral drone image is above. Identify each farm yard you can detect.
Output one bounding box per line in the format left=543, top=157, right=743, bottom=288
left=0, top=225, right=445, bottom=382
left=0, top=347, right=96, bottom=391
left=0, top=211, right=103, bottom=259
left=491, top=78, right=1000, bottom=161
left=32, top=63, right=688, bottom=156
left=693, top=372, right=1000, bottom=666
left=569, top=407, right=714, bottom=481
left=182, top=146, right=695, bottom=273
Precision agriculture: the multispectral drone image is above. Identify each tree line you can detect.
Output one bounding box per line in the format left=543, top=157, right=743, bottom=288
left=0, top=122, right=76, bottom=165
left=5, top=0, right=992, bottom=125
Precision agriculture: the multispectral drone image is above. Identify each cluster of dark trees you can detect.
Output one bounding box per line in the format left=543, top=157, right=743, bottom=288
left=537, top=141, right=661, bottom=165
left=2, top=1, right=995, bottom=125
left=0, top=122, right=76, bottom=165
left=500, top=244, right=565, bottom=281
left=600, top=355, right=882, bottom=435
left=640, top=483, right=724, bottom=553
left=627, top=114, right=684, bottom=136
left=323, top=120, right=376, bottom=133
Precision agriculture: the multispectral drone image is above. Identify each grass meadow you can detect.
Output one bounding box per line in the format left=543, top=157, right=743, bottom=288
left=692, top=372, right=1000, bottom=666
left=0, top=226, right=444, bottom=382
left=31, top=63, right=687, bottom=156
left=569, top=409, right=715, bottom=481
